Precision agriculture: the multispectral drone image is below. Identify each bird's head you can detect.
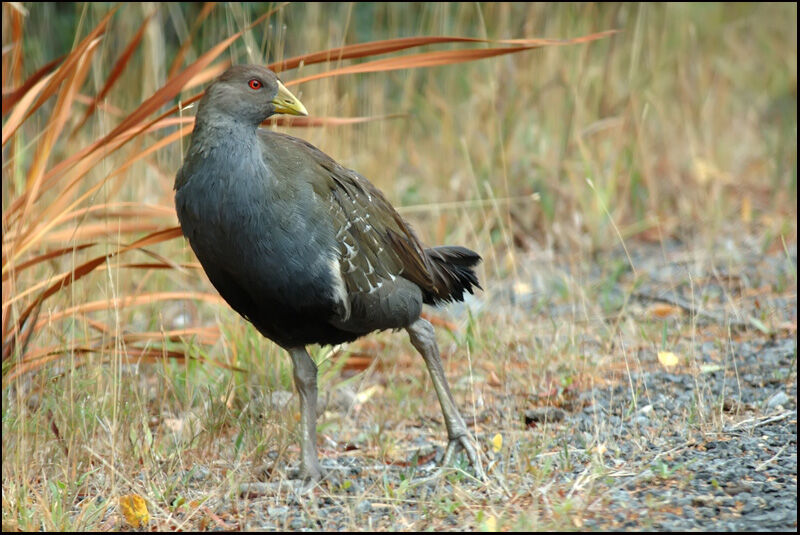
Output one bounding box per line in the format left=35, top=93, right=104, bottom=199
left=199, top=64, right=307, bottom=125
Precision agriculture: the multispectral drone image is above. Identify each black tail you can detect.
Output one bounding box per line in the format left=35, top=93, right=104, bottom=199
left=423, top=246, right=482, bottom=305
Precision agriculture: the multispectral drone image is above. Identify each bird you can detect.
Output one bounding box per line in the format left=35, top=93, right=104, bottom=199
left=174, top=64, right=484, bottom=482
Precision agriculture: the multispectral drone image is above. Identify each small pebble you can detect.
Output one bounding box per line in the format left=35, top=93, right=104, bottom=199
left=766, top=391, right=789, bottom=409
left=355, top=500, right=372, bottom=514
left=268, top=506, right=289, bottom=516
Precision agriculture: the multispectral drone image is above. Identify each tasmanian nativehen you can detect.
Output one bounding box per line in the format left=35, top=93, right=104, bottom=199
left=175, top=65, right=484, bottom=481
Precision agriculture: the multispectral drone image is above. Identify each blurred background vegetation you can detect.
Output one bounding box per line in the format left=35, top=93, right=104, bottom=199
left=2, top=2, right=796, bottom=531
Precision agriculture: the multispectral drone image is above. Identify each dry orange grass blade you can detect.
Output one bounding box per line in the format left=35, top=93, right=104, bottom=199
left=4, top=34, right=110, bottom=268
left=2, top=55, right=64, bottom=116
left=178, top=37, right=546, bottom=122
left=4, top=258, right=195, bottom=312
left=5, top=339, right=243, bottom=386
left=71, top=10, right=157, bottom=135
left=184, top=62, right=231, bottom=91
left=1, top=71, right=55, bottom=147
left=38, top=221, right=169, bottom=244
left=3, top=227, right=184, bottom=361
left=88, top=34, right=242, bottom=166
left=2, top=2, right=25, bottom=90
left=94, top=4, right=282, bottom=151
left=289, top=45, right=540, bottom=86
left=3, top=194, right=174, bottom=252
left=268, top=34, right=605, bottom=73
left=0, top=7, right=117, bottom=146
left=286, top=30, right=618, bottom=87
left=122, top=327, right=221, bottom=346
left=22, top=202, right=178, bottom=247
left=4, top=287, right=222, bottom=369
left=56, top=115, right=191, bottom=200
left=7, top=195, right=175, bottom=253
left=266, top=113, right=407, bottom=128
left=114, top=262, right=194, bottom=270
left=269, top=35, right=494, bottom=73
left=2, top=121, right=189, bottom=269
left=81, top=316, right=218, bottom=343
left=66, top=201, right=176, bottom=221
left=167, top=2, right=219, bottom=79
left=1, top=243, right=97, bottom=282
left=13, top=37, right=102, bottom=255
left=102, top=243, right=189, bottom=275
left=30, top=291, right=223, bottom=333
left=4, top=150, right=142, bottom=267
left=73, top=93, right=125, bottom=116
left=3, top=293, right=229, bottom=381
left=113, top=346, right=245, bottom=372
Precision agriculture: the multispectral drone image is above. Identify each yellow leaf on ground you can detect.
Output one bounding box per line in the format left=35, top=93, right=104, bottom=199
left=657, top=351, right=680, bottom=367
left=484, top=514, right=497, bottom=532
left=119, top=494, right=149, bottom=528
left=491, top=433, right=502, bottom=453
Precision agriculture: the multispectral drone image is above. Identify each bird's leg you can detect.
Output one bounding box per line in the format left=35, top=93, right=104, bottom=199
left=287, top=346, right=324, bottom=482
left=406, top=318, right=485, bottom=479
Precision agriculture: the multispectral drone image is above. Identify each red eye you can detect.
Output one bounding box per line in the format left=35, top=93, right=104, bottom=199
left=248, top=79, right=262, bottom=90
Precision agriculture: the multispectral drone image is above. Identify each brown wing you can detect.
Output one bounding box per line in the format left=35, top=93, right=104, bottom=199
left=319, top=157, right=436, bottom=297
left=264, top=131, right=478, bottom=315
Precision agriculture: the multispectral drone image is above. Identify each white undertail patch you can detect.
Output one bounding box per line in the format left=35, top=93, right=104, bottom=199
left=329, top=257, right=351, bottom=321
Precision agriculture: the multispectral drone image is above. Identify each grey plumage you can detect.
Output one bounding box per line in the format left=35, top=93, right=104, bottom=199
left=175, top=64, right=484, bottom=481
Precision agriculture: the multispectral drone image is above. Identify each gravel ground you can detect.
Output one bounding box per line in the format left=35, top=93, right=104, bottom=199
left=572, top=335, right=796, bottom=531
left=224, top=335, right=795, bottom=531
left=169, top=239, right=797, bottom=531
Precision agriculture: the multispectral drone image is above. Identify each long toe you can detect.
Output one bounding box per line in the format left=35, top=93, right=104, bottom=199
left=304, top=463, right=326, bottom=485
left=293, top=460, right=346, bottom=492
left=443, top=435, right=486, bottom=481
left=282, top=464, right=324, bottom=494
left=287, top=461, right=325, bottom=483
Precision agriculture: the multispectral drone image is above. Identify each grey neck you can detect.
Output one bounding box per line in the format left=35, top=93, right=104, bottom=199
left=190, top=109, right=259, bottom=155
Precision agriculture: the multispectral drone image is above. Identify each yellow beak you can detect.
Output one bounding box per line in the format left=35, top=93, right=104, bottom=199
left=272, top=80, right=308, bottom=116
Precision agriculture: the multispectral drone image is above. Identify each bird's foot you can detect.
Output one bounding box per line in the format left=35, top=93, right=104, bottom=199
left=287, top=460, right=343, bottom=492
left=407, top=435, right=486, bottom=485
left=443, top=434, right=486, bottom=481
left=287, top=462, right=322, bottom=484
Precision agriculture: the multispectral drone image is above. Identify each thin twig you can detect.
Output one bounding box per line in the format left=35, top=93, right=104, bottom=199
left=724, top=410, right=795, bottom=432
left=632, top=289, right=752, bottom=329
left=756, top=444, right=789, bottom=471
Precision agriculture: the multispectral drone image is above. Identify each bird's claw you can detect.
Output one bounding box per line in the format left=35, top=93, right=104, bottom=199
left=443, top=434, right=486, bottom=481
left=290, top=461, right=344, bottom=493
left=285, top=462, right=324, bottom=491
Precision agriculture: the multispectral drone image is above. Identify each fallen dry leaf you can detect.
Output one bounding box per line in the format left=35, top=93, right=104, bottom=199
left=119, top=494, right=149, bottom=528
left=491, top=433, right=503, bottom=453
left=657, top=351, right=680, bottom=368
